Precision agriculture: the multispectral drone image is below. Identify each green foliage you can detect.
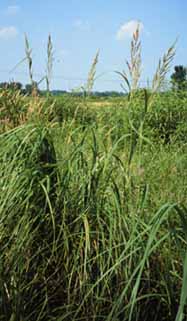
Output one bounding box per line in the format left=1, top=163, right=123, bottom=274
left=25, top=82, right=40, bottom=95
left=0, top=82, right=23, bottom=91
left=145, top=91, right=187, bottom=144
left=0, top=88, right=28, bottom=130
left=0, top=89, right=187, bottom=320
left=0, top=29, right=187, bottom=320
left=49, top=95, right=97, bottom=126
left=171, top=65, right=187, bottom=91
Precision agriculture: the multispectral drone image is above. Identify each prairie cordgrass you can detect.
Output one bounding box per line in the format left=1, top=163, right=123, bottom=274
left=46, top=34, right=54, bottom=94
left=86, top=49, right=100, bottom=96
left=0, top=29, right=187, bottom=321
left=0, top=121, right=186, bottom=320
left=152, top=41, right=177, bottom=93
left=116, top=25, right=142, bottom=95
left=24, top=34, right=34, bottom=89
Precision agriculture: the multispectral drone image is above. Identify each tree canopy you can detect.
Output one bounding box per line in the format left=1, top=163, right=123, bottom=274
left=171, top=65, right=187, bottom=90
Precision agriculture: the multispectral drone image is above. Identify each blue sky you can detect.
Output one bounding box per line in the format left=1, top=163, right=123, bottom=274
left=0, top=0, right=186, bottom=91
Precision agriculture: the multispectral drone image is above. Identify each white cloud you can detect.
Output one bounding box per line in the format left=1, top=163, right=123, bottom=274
left=0, top=26, right=18, bottom=39
left=4, top=5, right=20, bottom=15
left=73, top=18, right=90, bottom=31
left=74, top=19, right=84, bottom=28
left=116, top=20, right=144, bottom=41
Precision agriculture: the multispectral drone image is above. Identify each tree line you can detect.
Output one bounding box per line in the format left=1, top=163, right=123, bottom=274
left=0, top=65, right=186, bottom=96
left=0, top=81, right=40, bottom=95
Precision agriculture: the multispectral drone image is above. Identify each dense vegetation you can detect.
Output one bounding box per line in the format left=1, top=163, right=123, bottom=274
left=0, top=30, right=187, bottom=321
left=0, top=86, right=187, bottom=321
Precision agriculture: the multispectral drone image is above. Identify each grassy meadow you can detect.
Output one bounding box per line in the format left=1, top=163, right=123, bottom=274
left=0, top=31, right=187, bottom=321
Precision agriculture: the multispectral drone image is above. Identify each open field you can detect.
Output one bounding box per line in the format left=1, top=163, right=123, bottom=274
left=0, top=86, right=187, bottom=320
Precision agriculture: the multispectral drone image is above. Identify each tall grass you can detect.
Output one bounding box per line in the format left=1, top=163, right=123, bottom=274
left=86, top=50, right=100, bottom=96
left=0, top=121, right=186, bottom=320
left=24, top=34, right=34, bottom=87
left=46, top=34, right=54, bottom=94
left=0, top=28, right=187, bottom=321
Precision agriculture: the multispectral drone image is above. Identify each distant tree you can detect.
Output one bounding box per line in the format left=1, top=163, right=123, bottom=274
left=0, top=81, right=23, bottom=91
left=25, top=84, right=33, bottom=95
left=0, top=82, right=9, bottom=89
left=9, top=82, right=23, bottom=90
left=171, top=65, right=187, bottom=90
left=25, top=82, right=39, bottom=95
